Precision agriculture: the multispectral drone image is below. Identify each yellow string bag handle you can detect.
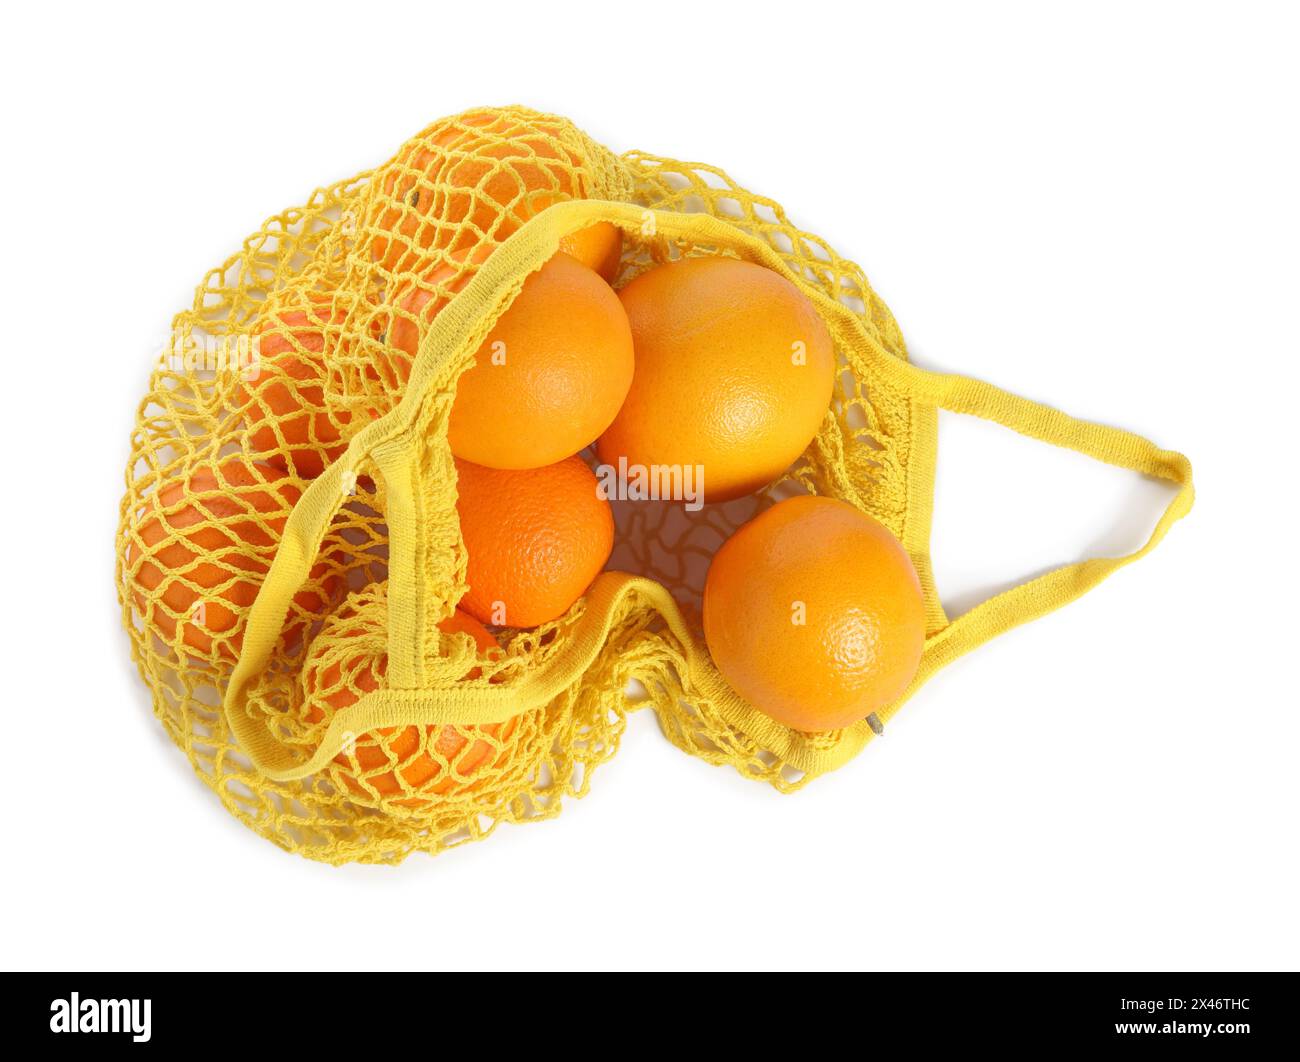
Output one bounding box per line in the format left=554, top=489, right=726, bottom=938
left=223, top=198, right=1193, bottom=784
left=892, top=369, right=1194, bottom=693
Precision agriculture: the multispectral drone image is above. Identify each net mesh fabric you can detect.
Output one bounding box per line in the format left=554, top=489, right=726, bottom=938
left=116, top=106, right=916, bottom=864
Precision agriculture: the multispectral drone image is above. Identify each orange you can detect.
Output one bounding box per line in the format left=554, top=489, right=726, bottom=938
left=387, top=244, right=492, bottom=382
left=370, top=111, right=600, bottom=272
left=559, top=221, right=622, bottom=283
left=237, top=292, right=354, bottom=479
left=126, top=459, right=339, bottom=660
left=455, top=455, right=613, bottom=627
left=395, top=251, right=633, bottom=470
left=597, top=257, right=835, bottom=503
left=302, top=607, right=518, bottom=806
left=702, top=495, right=925, bottom=732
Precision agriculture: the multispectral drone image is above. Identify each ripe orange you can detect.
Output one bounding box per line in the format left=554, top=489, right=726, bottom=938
left=703, top=495, right=925, bottom=732
left=559, top=221, right=622, bottom=283
left=302, top=606, right=517, bottom=806
left=394, top=251, right=633, bottom=470
left=371, top=111, right=601, bottom=272
left=237, top=292, right=354, bottom=479
left=454, top=455, right=613, bottom=627
left=387, top=244, right=492, bottom=380
left=597, top=257, right=835, bottom=503
left=126, top=459, right=338, bottom=659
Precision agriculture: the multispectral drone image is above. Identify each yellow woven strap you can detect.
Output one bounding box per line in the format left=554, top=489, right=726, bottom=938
left=226, top=567, right=876, bottom=783
left=895, top=366, right=1195, bottom=697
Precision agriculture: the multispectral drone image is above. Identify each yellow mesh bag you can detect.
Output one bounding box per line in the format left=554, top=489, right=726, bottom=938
left=115, top=106, right=1194, bottom=864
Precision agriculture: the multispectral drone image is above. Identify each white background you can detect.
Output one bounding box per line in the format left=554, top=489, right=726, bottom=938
left=2, top=1, right=1296, bottom=972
